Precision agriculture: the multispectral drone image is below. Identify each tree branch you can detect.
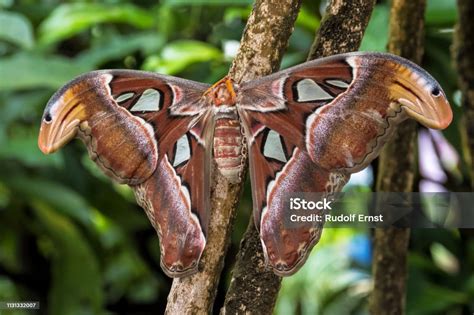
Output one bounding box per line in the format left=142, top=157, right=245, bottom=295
left=229, top=0, right=303, bottom=83
left=222, top=1, right=303, bottom=313
left=222, top=1, right=375, bottom=314
left=370, top=0, right=426, bottom=314
left=308, top=0, right=376, bottom=59
left=454, top=0, right=474, bottom=190
left=166, top=0, right=302, bottom=313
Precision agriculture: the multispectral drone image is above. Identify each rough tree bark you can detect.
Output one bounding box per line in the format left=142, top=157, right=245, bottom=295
left=369, top=0, right=426, bottom=314
left=222, top=1, right=375, bottom=314
left=454, top=0, right=474, bottom=190
left=165, top=1, right=302, bottom=314
left=308, top=0, right=376, bottom=59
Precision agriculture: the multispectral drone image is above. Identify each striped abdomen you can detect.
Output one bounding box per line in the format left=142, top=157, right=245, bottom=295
left=213, top=118, right=245, bottom=183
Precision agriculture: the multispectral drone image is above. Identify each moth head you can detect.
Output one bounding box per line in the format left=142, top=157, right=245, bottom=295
left=205, top=76, right=237, bottom=106
left=388, top=62, right=453, bottom=130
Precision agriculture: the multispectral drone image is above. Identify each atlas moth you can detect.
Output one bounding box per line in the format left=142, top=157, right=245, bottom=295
left=38, top=52, right=453, bottom=277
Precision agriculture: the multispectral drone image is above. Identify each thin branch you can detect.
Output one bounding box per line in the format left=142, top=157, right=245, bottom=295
left=370, top=0, right=426, bottom=314
left=222, top=1, right=375, bottom=314
left=229, top=0, right=303, bottom=83
left=308, top=0, right=376, bottom=59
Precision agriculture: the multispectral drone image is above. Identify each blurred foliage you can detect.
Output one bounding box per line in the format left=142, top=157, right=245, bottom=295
left=0, top=0, right=472, bottom=314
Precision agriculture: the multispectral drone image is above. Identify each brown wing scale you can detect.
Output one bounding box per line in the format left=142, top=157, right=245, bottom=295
left=38, top=70, right=212, bottom=277
left=239, top=52, right=453, bottom=276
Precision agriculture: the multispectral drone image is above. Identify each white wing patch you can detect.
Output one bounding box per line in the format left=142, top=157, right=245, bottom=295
left=296, top=79, right=333, bottom=102
left=263, top=130, right=287, bottom=162
left=325, top=79, right=350, bottom=88
left=173, top=134, right=191, bottom=167
left=115, top=92, right=135, bottom=103
left=130, top=88, right=161, bottom=112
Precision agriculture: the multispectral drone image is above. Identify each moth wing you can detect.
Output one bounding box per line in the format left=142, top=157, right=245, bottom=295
left=107, top=71, right=214, bottom=277
left=134, top=110, right=214, bottom=277
left=238, top=52, right=452, bottom=275
left=38, top=70, right=213, bottom=277
left=239, top=52, right=452, bottom=173
left=239, top=111, right=348, bottom=275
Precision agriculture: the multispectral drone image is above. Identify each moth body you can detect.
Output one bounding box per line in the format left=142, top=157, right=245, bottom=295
left=213, top=117, right=245, bottom=183
left=207, top=78, right=246, bottom=183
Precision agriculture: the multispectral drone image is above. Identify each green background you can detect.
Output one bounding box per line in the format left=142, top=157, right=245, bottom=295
left=0, top=0, right=472, bottom=314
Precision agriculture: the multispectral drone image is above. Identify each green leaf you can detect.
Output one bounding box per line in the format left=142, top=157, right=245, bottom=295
left=0, top=133, right=63, bottom=168
left=103, top=246, right=159, bottom=303
left=426, top=0, right=457, bottom=26
left=33, top=204, right=103, bottom=315
left=38, top=3, right=155, bottom=45
left=408, top=281, right=468, bottom=314
left=0, top=0, right=13, bottom=9
left=0, top=11, right=34, bottom=48
left=0, top=90, right=51, bottom=146
left=0, top=276, right=21, bottom=304
left=430, top=243, right=459, bottom=274
left=0, top=90, right=50, bottom=123
left=142, top=40, right=222, bottom=75
left=224, top=7, right=251, bottom=22
left=0, top=53, right=91, bottom=91
left=77, top=32, right=165, bottom=67
left=281, top=52, right=306, bottom=69
left=156, top=5, right=176, bottom=40
left=277, top=238, right=370, bottom=315
left=360, top=5, right=390, bottom=52
left=5, top=176, right=93, bottom=226
left=0, top=229, right=19, bottom=272
left=295, top=7, right=320, bottom=31
left=163, top=0, right=252, bottom=5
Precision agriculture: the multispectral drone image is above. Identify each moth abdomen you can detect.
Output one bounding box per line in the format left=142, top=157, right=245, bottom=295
left=213, top=118, right=245, bottom=184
